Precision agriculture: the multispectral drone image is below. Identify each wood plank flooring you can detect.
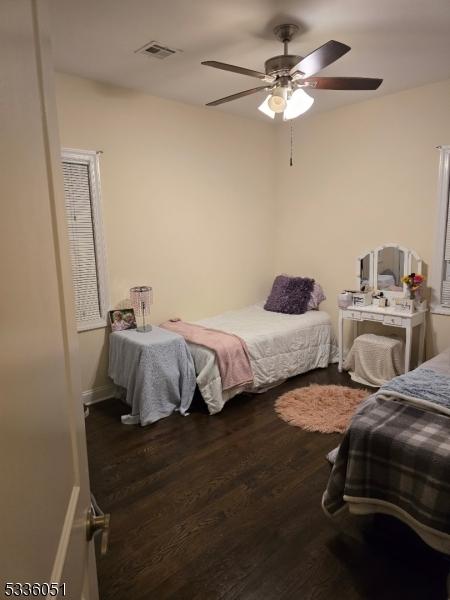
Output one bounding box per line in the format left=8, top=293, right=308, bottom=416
left=86, top=366, right=449, bottom=599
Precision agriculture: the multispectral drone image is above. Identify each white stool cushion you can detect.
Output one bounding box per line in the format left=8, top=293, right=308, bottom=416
left=344, top=333, right=404, bottom=387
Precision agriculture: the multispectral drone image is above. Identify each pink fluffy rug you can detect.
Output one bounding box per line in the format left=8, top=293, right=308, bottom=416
left=274, top=384, right=369, bottom=433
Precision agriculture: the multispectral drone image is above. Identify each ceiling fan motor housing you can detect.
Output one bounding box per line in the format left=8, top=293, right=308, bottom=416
left=265, top=55, right=302, bottom=77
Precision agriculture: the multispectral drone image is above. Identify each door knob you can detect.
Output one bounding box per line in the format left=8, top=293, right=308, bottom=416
left=86, top=496, right=110, bottom=555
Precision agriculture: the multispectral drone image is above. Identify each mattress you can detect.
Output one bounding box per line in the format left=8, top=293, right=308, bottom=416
left=189, top=303, right=338, bottom=414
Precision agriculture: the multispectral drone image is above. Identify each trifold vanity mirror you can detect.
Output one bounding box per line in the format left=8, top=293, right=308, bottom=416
left=338, top=243, right=426, bottom=375
left=357, top=243, right=423, bottom=298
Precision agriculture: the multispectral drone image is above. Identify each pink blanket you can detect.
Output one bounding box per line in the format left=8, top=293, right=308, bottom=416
left=160, top=320, right=253, bottom=391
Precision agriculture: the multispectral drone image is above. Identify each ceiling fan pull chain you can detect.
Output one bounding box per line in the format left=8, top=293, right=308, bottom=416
left=290, top=121, right=294, bottom=166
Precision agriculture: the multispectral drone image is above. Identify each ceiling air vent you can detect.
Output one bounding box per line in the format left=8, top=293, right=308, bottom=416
left=135, top=41, right=178, bottom=60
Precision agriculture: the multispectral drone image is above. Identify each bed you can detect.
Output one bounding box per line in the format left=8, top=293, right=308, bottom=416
left=323, top=348, right=450, bottom=554
left=186, top=303, right=338, bottom=415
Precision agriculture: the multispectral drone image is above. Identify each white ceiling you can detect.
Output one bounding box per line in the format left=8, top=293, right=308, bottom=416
left=49, top=0, right=450, bottom=123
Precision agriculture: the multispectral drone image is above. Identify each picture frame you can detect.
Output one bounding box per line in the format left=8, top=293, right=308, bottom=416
left=108, top=308, right=137, bottom=331
left=394, top=298, right=414, bottom=314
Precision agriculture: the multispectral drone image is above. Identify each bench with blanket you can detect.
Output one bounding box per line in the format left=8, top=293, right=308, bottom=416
left=108, top=327, right=196, bottom=426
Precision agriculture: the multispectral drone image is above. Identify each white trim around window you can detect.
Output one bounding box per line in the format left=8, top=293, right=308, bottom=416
left=430, top=145, right=450, bottom=315
left=61, top=148, right=109, bottom=332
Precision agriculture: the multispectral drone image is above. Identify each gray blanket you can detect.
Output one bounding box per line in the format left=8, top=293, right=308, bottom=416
left=109, top=327, right=196, bottom=426
left=323, top=359, right=450, bottom=551
left=380, top=367, right=450, bottom=412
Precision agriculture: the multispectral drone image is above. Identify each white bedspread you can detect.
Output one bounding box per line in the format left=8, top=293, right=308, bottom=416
left=189, top=304, right=338, bottom=414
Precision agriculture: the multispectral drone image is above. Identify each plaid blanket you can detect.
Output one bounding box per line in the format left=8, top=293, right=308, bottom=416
left=322, top=367, right=450, bottom=549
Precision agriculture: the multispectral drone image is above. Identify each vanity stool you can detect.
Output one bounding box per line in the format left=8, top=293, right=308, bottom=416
left=343, top=333, right=404, bottom=387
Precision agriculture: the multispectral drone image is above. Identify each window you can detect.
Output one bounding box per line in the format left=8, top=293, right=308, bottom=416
left=430, top=145, right=450, bottom=314
left=61, top=148, right=108, bottom=331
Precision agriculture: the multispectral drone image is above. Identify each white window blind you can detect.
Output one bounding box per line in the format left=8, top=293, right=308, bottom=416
left=61, top=149, right=108, bottom=330
left=431, top=145, right=450, bottom=314
left=442, top=184, right=450, bottom=306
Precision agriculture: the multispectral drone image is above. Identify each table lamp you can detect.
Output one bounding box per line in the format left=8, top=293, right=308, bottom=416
left=130, top=286, right=153, bottom=332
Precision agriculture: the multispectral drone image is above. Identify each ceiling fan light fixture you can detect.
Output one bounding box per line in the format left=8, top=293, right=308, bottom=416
left=258, top=95, right=275, bottom=119
left=283, top=88, right=314, bottom=120
left=268, top=95, right=287, bottom=112
left=268, top=86, right=288, bottom=113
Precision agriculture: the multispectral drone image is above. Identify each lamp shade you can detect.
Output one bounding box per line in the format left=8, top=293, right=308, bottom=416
left=259, top=88, right=314, bottom=121
left=130, top=286, right=153, bottom=332
left=258, top=95, right=275, bottom=119
left=130, top=286, right=153, bottom=316
left=283, top=88, right=314, bottom=121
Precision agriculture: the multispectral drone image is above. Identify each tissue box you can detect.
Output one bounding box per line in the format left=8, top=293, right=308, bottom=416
left=352, top=292, right=372, bottom=307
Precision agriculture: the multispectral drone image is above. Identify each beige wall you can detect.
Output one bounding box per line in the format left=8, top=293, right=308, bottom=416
left=55, top=73, right=450, bottom=394
left=55, top=73, right=276, bottom=393
left=274, top=78, right=450, bottom=358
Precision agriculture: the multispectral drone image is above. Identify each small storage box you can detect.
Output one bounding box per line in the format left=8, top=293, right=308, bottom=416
left=352, top=292, right=372, bottom=307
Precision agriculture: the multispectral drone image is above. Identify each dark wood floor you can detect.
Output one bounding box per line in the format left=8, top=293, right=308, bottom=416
left=86, top=366, right=449, bottom=600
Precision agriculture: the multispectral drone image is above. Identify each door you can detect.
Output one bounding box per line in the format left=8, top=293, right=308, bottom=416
left=0, top=1, right=98, bottom=598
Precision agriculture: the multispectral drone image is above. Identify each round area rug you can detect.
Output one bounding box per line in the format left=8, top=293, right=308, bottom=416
left=274, top=384, right=369, bottom=433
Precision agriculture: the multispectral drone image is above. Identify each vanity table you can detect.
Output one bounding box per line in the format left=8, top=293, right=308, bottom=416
left=338, top=243, right=428, bottom=374
left=338, top=304, right=427, bottom=374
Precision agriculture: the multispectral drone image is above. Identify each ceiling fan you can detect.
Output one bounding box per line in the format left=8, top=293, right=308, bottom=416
left=202, top=24, right=382, bottom=120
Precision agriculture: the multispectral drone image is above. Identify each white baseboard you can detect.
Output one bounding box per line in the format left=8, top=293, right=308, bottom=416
left=82, top=384, right=115, bottom=406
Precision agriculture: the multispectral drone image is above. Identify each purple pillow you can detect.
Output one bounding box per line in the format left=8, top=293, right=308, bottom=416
left=307, top=282, right=326, bottom=310
left=264, top=275, right=315, bottom=314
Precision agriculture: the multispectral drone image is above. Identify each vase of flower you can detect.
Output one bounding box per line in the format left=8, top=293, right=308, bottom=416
left=401, top=273, right=425, bottom=308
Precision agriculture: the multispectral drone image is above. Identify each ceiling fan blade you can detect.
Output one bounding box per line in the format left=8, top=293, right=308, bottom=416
left=202, top=60, right=274, bottom=82
left=206, top=86, right=269, bottom=106
left=291, top=40, right=351, bottom=77
left=304, top=76, right=383, bottom=90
